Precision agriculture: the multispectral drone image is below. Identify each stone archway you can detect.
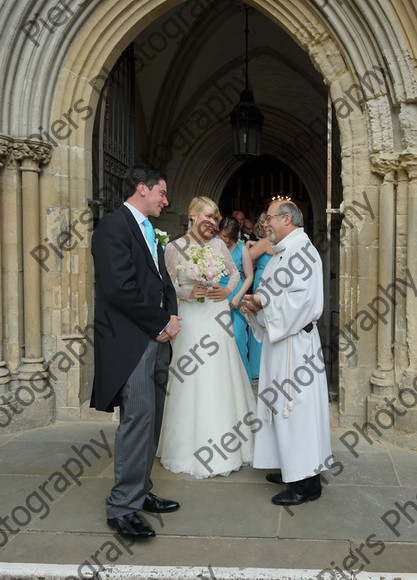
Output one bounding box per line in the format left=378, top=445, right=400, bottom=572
left=1, top=0, right=417, bottom=442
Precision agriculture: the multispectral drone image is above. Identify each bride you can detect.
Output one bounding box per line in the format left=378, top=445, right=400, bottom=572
left=157, top=196, right=256, bottom=478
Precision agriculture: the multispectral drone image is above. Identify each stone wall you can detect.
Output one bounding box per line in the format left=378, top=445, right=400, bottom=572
left=0, top=0, right=417, bottom=446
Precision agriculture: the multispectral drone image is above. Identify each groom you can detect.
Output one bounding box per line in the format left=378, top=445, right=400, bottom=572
left=90, top=165, right=181, bottom=538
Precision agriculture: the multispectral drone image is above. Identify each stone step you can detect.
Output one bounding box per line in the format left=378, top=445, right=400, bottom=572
left=0, top=563, right=415, bottom=580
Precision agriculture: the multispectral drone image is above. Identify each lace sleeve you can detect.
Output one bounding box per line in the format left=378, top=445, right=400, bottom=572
left=214, top=238, right=240, bottom=292
left=164, top=240, right=193, bottom=300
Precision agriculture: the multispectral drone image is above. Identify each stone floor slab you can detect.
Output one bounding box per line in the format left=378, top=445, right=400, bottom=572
left=330, top=429, right=386, bottom=455
left=152, top=460, right=273, bottom=485
left=322, top=450, right=399, bottom=487
left=279, top=484, right=417, bottom=542
left=0, top=475, right=51, bottom=534
left=139, top=480, right=280, bottom=538
left=0, top=438, right=113, bottom=476
left=0, top=421, right=117, bottom=444
left=26, top=478, right=111, bottom=534
left=349, top=540, right=417, bottom=574
left=389, top=447, right=417, bottom=487
left=1, top=421, right=417, bottom=576
left=1, top=534, right=416, bottom=574
left=0, top=474, right=47, bottom=506
left=0, top=532, right=351, bottom=570
left=26, top=478, right=280, bottom=538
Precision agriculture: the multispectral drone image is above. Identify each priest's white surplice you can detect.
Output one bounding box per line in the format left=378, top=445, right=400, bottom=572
left=247, top=228, right=332, bottom=482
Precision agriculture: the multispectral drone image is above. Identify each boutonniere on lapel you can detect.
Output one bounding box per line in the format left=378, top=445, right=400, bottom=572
left=154, top=228, right=170, bottom=250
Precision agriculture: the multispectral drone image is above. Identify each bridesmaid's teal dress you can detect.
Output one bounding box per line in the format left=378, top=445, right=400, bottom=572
left=248, top=252, right=272, bottom=379
left=219, top=241, right=251, bottom=380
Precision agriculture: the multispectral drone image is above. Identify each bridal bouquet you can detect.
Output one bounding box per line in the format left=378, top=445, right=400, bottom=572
left=182, top=246, right=228, bottom=302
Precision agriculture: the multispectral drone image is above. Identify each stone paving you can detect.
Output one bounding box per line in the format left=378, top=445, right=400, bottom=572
left=0, top=421, right=417, bottom=578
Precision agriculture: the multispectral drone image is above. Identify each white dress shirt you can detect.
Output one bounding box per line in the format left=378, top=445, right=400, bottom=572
left=124, top=202, right=160, bottom=271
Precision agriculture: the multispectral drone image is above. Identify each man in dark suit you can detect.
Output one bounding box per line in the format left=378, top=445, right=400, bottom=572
left=90, top=165, right=181, bottom=538
left=232, top=209, right=257, bottom=241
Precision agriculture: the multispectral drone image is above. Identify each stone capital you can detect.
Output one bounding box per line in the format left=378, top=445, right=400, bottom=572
left=11, top=139, right=52, bottom=167
left=399, top=150, right=417, bottom=180
left=0, top=135, right=14, bottom=168
left=370, top=152, right=399, bottom=178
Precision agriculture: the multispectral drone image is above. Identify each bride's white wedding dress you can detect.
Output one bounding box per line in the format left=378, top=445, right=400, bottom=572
left=157, top=236, right=256, bottom=478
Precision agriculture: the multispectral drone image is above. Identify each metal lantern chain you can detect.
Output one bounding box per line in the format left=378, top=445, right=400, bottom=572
left=230, top=6, right=264, bottom=159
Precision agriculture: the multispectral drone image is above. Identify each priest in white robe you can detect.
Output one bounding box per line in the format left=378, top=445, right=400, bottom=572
left=241, top=200, right=332, bottom=506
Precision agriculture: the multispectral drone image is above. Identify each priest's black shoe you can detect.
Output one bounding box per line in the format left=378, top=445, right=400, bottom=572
left=266, top=472, right=283, bottom=484
left=107, top=512, right=156, bottom=537
left=143, top=492, right=180, bottom=513
left=272, top=474, right=322, bottom=505
left=272, top=487, right=321, bottom=506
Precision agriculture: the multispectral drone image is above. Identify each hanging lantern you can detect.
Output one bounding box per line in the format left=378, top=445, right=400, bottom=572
left=231, top=88, right=264, bottom=158
left=230, top=7, right=264, bottom=159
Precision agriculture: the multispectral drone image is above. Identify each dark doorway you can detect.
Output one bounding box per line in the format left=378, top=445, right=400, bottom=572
left=219, top=155, right=313, bottom=237
left=91, top=44, right=136, bottom=225
left=220, top=154, right=340, bottom=399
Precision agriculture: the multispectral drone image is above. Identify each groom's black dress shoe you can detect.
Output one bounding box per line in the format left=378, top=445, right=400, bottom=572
left=107, top=512, right=156, bottom=537
left=143, top=492, right=180, bottom=513
left=266, top=472, right=283, bottom=484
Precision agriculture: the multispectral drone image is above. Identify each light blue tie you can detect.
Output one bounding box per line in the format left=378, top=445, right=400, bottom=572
left=143, top=218, right=156, bottom=257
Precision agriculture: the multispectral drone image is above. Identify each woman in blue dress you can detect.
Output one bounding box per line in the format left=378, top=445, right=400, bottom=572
left=246, top=213, right=274, bottom=379
left=218, top=217, right=253, bottom=380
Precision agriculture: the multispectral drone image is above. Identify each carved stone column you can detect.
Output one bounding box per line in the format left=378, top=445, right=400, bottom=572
left=399, top=153, right=417, bottom=408
left=11, top=140, right=51, bottom=386
left=0, top=136, right=13, bottom=389
left=369, top=153, right=399, bottom=395
left=394, top=166, right=409, bottom=369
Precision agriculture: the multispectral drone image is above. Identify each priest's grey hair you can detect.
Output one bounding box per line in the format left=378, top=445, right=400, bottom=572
left=278, top=202, right=304, bottom=227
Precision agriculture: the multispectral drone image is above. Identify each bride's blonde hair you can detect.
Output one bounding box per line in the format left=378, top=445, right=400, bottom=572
left=188, top=196, right=221, bottom=223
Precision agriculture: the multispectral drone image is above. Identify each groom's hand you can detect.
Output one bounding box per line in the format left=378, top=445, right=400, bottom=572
left=165, top=315, right=181, bottom=339
left=156, top=331, right=171, bottom=343
left=155, top=316, right=181, bottom=342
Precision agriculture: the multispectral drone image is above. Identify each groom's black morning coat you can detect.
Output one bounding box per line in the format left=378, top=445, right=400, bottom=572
left=90, top=205, right=177, bottom=412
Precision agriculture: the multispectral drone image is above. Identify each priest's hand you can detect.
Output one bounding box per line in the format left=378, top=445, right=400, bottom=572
left=240, top=293, right=262, bottom=313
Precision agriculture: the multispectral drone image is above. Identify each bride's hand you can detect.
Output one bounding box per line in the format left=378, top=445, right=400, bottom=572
left=229, top=296, right=240, bottom=310
left=207, top=285, right=231, bottom=302
left=190, top=283, right=207, bottom=300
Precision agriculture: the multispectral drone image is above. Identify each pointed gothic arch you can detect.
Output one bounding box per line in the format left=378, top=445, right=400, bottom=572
left=1, top=0, right=417, bottom=441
